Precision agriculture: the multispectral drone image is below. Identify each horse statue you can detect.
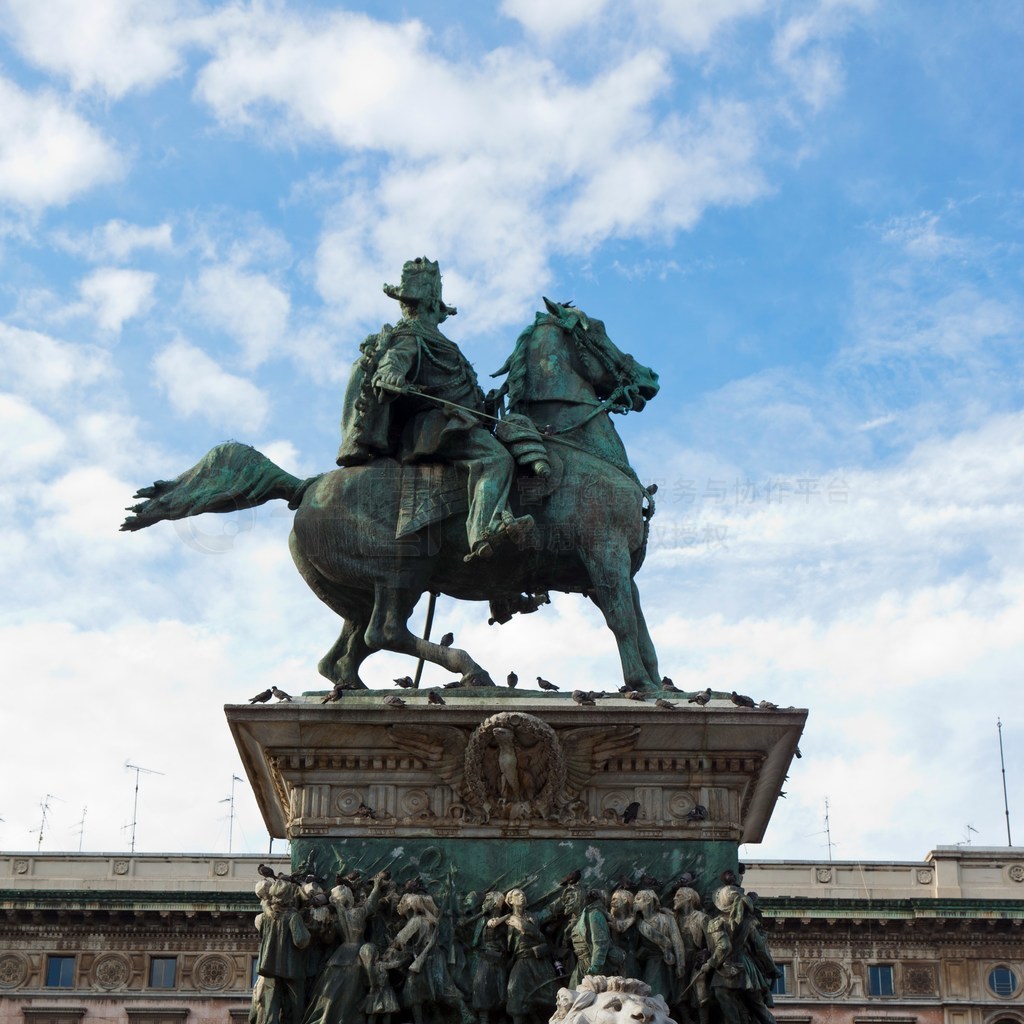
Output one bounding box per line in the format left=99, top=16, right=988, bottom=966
left=122, top=298, right=662, bottom=690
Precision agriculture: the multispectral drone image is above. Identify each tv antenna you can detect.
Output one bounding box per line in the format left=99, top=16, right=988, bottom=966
left=124, top=762, right=165, bottom=852
left=961, top=823, right=978, bottom=846
left=219, top=775, right=244, bottom=853
left=73, top=806, right=88, bottom=853
left=31, top=794, right=61, bottom=851
left=997, top=718, right=1013, bottom=846
left=824, top=797, right=836, bottom=863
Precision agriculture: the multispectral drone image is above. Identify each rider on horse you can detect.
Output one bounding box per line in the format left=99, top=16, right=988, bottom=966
left=335, top=257, right=539, bottom=562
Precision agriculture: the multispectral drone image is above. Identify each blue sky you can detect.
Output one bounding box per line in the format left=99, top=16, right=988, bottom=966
left=2, top=0, right=1022, bottom=862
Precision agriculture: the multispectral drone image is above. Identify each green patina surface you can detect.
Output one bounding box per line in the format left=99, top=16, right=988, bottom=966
left=292, top=837, right=738, bottom=904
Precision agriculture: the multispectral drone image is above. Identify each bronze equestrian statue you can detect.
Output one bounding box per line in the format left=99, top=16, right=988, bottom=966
left=122, top=257, right=663, bottom=690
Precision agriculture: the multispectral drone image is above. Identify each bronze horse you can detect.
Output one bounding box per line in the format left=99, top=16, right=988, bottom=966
left=123, top=299, right=661, bottom=690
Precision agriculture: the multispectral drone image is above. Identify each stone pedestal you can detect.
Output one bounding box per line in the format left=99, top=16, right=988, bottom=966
left=227, top=690, right=804, bottom=896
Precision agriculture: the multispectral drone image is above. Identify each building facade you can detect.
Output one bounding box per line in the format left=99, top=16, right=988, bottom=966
left=0, top=854, right=289, bottom=1024
left=2, top=847, right=1021, bottom=1024
left=746, top=847, right=1024, bottom=1024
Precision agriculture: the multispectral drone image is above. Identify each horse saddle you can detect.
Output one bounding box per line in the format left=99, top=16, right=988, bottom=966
left=396, top=462, right=466, bottom=539
left=394, top=453, right=564, bottom=539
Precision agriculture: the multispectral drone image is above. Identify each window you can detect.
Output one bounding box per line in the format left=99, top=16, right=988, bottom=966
left=770, top=964, right=790, bottom=996
left=868, top=964, right=894, bottom=997
left=149, top=957, right=177, bottom=989
left=987, top=966, right=1019, bottom=997
left=45, top=956, right=75, bottom=987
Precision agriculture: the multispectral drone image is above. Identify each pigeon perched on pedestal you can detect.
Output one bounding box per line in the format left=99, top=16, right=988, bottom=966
left=537, top=676, right=559, bottom=691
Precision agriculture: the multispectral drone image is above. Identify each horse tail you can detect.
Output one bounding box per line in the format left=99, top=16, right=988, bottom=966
left=120, top=441, right=318, bottom=531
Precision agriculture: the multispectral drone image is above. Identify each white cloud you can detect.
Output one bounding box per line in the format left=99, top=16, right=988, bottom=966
left=195, top=10, right=776, bottom=331
left=0, top=75, right=122, bottom=208
left=153, top=338, right=269, bottom=433
left=0, top=394, right=66, bottom=476
left=0, top=0, right=217, bottom=99
left=188, top=264, right=290, bottom=367
left=500, top=0, right=611, bottom=37
left=40, top=465, right=138, bottom=542
left=78, top=267, right=157, bottom=332
left=54, top=219, right=174, bottom=262
left=638, top=0, right=768, bottom=52
left=0, top=323, right=113, bottom=399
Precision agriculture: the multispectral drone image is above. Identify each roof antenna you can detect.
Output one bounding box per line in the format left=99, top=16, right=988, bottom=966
left=824, top=796, right=835, bottom=863
left=997, top=718, right=1013, bottom=846
left=124, top=762, right=165, bottom=853
left=73, top=806, right=88, bottom=853
left=31, top=794, right=60, bottom=851
left=219, top=775, right=244, bottom=853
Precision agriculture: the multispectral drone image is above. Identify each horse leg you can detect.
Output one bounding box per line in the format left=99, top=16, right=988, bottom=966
left=289, top=529, right=373, bottom=689
left=364, top=584, right=496, bottom=687
left=581, top=545, right=655, bottom=691
left=318, top=616, right=374, bottom=689
left=631, top=580, right=661, bottom=683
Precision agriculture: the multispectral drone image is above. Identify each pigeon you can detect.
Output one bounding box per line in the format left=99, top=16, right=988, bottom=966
left=685, top=805, right=709, bottom=822
left=758, top=699, right=779, bottom=710
left=507, top=671, right=519, bottom=688
left=730, top=691, right=756, bottom=708
left=428, top=690, right=446, bottom=705
left=440, top=632, right=455, bottom=648
left=537, top=676, right=559, bottom=691
left=559, top=869, right=583, bottom=887
left=383, top=694, right=406, bottom=708
left=688, top=688, right=712, bottom=706
left=661, top=676, right=679, bottom=692
left=624, top=690, right=646, bottom=702
left=622, top=801, right=641, bottom=824
left=258, top=863, right=277, bottom=879
left=249, top=688, right=273, bottom=704
left=655, top=698, right=677, bottom=709
left=321, top=685, right=344, bottom=704
left=356, top=802, right=376, bottom=818
left=443, top=679, right=464, bottom=689
left=271, top=686, right=293, bottom=702
left=572, top=689, right=596, bottom=706
left=394, top=676, right=415, bottom=688
left=617, top=685, right=631, bottom=694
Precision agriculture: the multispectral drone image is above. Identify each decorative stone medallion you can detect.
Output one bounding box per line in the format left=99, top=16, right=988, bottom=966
left=93, top=953, right=131, bottom=990
left=214, top=860, right=230, bottom=876
left=0, top=953, right=29, bottom=989
left=904, top=965, right=937, bottom=995
left=809, top=960, right=847, bottom=996
left=915, top=868, right=933, bottom=884
left=195, top=954, right=233, bottom=990
left=13, top=858, right=29, bottom=874
left=815, top=867, right=832, bottom=883
left=1008, top=864, right=1024, bottom=883
left=113, top=858, right=130, bottom=875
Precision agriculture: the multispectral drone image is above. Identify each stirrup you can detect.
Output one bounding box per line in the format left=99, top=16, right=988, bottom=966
left=463, top=540, right=495, bottom=563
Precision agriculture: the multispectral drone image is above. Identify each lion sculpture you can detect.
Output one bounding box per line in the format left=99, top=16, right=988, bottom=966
left=550, top=976, right=677, bottom=1024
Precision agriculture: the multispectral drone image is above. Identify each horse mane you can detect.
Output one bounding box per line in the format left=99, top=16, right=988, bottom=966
left=491, top=313, right=546, bottom=412
left=492, top=302, right=587, bottom=412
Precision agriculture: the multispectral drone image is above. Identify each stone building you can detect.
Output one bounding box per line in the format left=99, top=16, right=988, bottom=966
left=746, top=846, right=1024, bottom=1024
left=0, top=854, right=289, bottom=1024
left=2, top=847, right=1021, bottom=1024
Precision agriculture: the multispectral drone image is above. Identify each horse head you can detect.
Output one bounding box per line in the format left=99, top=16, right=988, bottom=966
left=493, top=298, right=659, bottom=415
